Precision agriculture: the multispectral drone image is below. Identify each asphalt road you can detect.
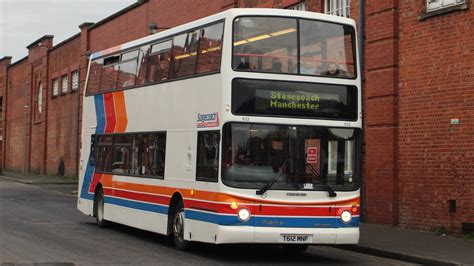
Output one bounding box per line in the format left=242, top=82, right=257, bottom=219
left=0, top=178, right=417, bottom=265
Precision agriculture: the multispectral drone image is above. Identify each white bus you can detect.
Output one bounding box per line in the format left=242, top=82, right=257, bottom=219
left=78, top=8, right=362, bottom=252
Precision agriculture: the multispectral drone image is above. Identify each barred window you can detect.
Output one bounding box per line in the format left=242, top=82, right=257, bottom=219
left=71, top=70, right=79, bottom=91
left=52, top=78, right=59, bottom=97
left=61, top=75, right=68, bottom=94
left=287, top=2, right=308, bottom=11
left=325, top=0, right=350, bottom=17
left=426, top=0, right=466, bottom=12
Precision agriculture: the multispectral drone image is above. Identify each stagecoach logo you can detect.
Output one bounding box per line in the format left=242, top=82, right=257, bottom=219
left=197, top=112, right=220, bottom=128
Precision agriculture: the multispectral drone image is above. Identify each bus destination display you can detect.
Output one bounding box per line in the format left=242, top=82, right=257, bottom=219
left=232, top=78, right=358, bottom=120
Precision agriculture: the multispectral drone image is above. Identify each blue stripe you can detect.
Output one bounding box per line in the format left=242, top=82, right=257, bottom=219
left=94, top=94, right=105, bottom=134
left=80, top=164, right=95, bottom=200
left=186, top=209, right=359, bottom=228
left=185, top=210, right=248, bottom=226
left=105, top=196, right=169, bottom=214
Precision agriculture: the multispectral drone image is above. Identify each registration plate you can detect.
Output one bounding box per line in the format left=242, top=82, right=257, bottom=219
left=280, top=234, right=313, bottom=243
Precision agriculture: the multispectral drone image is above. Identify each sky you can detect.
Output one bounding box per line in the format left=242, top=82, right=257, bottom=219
left=0, top=0, right=136, bottom=63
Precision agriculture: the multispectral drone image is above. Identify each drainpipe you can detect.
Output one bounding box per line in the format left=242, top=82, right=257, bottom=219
left=358, top=0, right=365, bottom=221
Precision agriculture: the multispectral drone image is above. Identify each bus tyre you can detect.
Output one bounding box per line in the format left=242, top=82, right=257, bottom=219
left=94, top=188, right=108, bottom=228
left=284, top=244, right=309, bottom=254
left=172, top=201, right=189, bottom=250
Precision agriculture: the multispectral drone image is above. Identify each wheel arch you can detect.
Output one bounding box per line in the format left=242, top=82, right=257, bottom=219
left=93, top=183, right=104, bottom=217
left=167, top=192, right=184, bottom=236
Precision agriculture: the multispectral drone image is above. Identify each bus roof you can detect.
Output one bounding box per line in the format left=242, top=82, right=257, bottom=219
left=90, top=8, right=356, bottom=60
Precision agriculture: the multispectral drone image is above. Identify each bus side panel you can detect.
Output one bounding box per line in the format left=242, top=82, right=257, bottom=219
left=104, top=203, right=168, bottom=236
left=77, top=94, right=100, bottom=216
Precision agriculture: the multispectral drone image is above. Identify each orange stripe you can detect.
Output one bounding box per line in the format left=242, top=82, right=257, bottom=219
left=114, top=91, right=127, bottom=133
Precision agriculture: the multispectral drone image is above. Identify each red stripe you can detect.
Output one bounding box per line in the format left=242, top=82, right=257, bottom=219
left=104, top=93, right=116, bottom=133
left=103, top=188, right=170, bottom=206
left=186, top=198, right=336, bottom=216
left=88, top=172, right=103, bottom=193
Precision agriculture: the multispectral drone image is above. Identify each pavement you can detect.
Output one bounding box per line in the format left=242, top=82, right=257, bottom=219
left=1, top=171, right=473, bottom=265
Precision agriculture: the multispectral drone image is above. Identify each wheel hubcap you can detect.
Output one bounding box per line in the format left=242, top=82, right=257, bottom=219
left=173, top=210, right=184, bottom=240
left=97, top=196, right=104, bottom=222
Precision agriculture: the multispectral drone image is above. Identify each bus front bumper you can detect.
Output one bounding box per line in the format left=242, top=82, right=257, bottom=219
left=216, top=226, right=359, bottom=245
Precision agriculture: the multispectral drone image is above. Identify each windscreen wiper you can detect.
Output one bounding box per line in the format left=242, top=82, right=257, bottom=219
left=256, top=159, right=289, bottom=195
left=306, top=163, right=337, bottom=198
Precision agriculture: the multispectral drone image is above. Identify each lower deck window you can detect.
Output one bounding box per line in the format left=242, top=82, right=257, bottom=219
left=93, top=132, right=166, bottom=178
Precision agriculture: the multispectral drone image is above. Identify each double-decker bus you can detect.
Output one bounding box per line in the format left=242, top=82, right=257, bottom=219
left=78, top=8, right=362, bottom=252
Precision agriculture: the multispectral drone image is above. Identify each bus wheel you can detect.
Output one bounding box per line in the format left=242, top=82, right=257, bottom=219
left=94, top=188, right=108, bottom=228
left=283, top=244, right=309, bottom=254
left=172, top=201, right=189, bottom=250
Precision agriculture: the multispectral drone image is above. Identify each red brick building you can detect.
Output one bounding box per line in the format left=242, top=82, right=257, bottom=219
left=1, top=0, right=472, bottom=233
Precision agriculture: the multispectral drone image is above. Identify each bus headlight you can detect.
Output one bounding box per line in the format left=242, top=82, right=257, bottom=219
left=340, top=210, right=352, bottom=224
left=237, top=208, right=251, bottom=222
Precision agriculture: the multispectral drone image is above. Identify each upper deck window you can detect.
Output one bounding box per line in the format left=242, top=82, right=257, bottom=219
left=233, top=16, right=356, bottom=79
left=86, top=21, right=224, bottom=96
left=171, top=30, right=200, bottom=79
left=146, top=41, right=172, bottom=82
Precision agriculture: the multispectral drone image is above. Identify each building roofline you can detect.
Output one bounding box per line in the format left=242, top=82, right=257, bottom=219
left=8, top=56, right=28, bottom=68
left=26, top=35, right=54, bottom=49
left=0, top=56, right=12, bottom=61
left=48, top=33, right=81, bottom=53
left=79, top=22, right=94, bottom=29
left=88, top=0, right=148, bottom=31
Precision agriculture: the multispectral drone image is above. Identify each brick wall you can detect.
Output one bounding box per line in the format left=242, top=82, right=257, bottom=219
left=363, top=0, right=400, bottom=225
left=47, top=38, right=81, bottom=176
left=397, top=1, right=473, bottom=232
left=5, top=60, right=30, bottom=172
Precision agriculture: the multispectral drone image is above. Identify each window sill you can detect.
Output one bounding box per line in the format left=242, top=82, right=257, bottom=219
left=418, top=3, right=468, bottom=21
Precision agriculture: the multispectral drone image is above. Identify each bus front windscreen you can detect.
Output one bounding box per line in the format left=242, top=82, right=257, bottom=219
left=233, top=16, right=356, bottom=78
left=222, top=123, right=359, bottom=191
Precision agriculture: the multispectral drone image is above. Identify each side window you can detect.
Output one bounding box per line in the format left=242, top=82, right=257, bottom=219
left=94, top=133, right=166, bottom=178
left=100, top=55, right=120, bottom=92
left=86, top=59, right=103, bottom=95
left=96, top=135, right=114, bottom=173
left=171, top=30, right=200, bottom=78
left=196, top=131, right=220, bottom=182
left=112, top=134, right=133, bottom=174
left=146, top=40, right=172, bottom=83
left=136, top=45, right=150, bottom=85
left=117, top=50, right=139, bottom=89
left=142, top=133, right=166, bottom=178
left=196, top=22, right=224, bottom=74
